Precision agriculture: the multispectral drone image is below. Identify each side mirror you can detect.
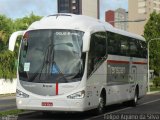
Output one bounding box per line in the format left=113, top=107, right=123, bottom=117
left=82, top=31, right=91, bottom=52
left=9, top=31, right=25, bottom=51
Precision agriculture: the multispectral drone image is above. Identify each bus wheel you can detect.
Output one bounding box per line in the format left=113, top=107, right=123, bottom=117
left=130, top=88, right=138, bottom=107
left=96, top=94, right=105, bottom=114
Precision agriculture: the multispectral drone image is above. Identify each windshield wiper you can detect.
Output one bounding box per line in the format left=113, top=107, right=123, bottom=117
left=29, top=44, right=68, bottom=83
left=49, top=45, right=68, bottom=82
left=28, top=44, right=52, bottom=82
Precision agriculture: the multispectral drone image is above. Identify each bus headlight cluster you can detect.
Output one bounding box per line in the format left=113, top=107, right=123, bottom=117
left=67, top=90, right=85, bottom=99
left=16, top=89, right=29, bottom=98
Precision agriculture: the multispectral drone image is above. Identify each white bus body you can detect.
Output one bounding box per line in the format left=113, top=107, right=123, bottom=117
left=9, top=14, right=148, bottom=113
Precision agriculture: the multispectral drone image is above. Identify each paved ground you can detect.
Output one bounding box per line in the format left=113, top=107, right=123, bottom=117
left=14, top=92, right=160, bottom=120
left=0, top=95, right=16, bottom=111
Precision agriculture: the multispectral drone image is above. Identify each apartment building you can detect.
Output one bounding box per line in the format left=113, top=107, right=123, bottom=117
left=57, top=0, right=100, bottom=19
left=58, top=0, right=82, bottom=14
left=115, top=8, right=128, bottom=31
left=105, top=8, right=128, bottom=31
left=105, top=10, right=115, bottom=26
left=128, top=0, right=160, bottom=35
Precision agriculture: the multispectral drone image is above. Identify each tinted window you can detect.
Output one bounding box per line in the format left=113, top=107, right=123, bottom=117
left=120, top=38, right=129, bottom=56
left=87, top=32, right=107, bottom=77
left=129, top=40, right=138, bottom=57
left=138, top=40, right=147, bottom=58
left=19, top=30, right=85, bottom=83
left=107, top=32, right=147, bottom=58
left=108, top=32, right=120, bottom=55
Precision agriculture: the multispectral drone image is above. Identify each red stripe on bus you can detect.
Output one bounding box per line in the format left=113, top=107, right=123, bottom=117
left=107, top=60, right=147, bottom=65
left=56, top=82, right=58, bottom=95
left=132, top=62, right=147, bottom=65
left=107, top=60, right=129, bottom=64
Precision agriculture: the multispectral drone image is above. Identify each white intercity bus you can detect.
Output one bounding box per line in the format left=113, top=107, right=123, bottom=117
left=9, top=14, right=148, bottom=114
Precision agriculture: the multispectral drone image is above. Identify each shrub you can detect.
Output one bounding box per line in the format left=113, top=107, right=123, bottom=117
left=0, top=51, right=16, bottom=79
left=153, top=77, right=160, bottom=88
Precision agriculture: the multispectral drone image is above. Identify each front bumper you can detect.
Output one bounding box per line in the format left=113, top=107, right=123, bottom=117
left=16, top=97, right=87, bottom=112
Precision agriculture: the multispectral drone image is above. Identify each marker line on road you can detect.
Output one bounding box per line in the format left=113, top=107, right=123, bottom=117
left=84, top=107, right=132, bottom=120
left=86, top=98, right=160, bottom=120
left=104, top=107, right=132, bottom=115
left=138, top=98, right=160, bottom=106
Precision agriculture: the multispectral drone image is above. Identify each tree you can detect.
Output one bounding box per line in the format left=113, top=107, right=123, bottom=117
left=144, top=11, right=160, bottom=76
left=14, top=13, right=42, bottom=56
left=153, top=77, right=160, bottom=88
left=0, top=51, right=16, bottom=79
left=0, top=15, right=15, bottom=79
left=14, top=13, right=42, bottom=30
left=0, top=13, right=42, bottom=79
left=0, top=15, right=14, bottom=51
left=0, top=31, right=6, bottom=51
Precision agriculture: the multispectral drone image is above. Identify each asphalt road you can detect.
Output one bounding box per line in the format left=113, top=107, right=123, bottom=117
left=15, top=92, right=160, bottom=120
left=0, top=95, right=16, bottom=111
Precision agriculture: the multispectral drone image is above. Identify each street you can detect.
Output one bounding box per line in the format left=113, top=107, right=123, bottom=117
left=0, top=95, right=16, bottom=111
left=6, top=92, right=159, bottom=120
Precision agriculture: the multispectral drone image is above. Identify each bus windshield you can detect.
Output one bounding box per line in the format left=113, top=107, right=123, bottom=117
left=19, top=30, right=85, bottom=83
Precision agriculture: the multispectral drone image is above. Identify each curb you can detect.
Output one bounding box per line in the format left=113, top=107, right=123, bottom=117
left=0, top=94, right=16, bottom=100
left=0, top=93, right=15, bottom=97
left=147, top=91, right=160, bottom=95
left=18, top=111, right=37, bottom=116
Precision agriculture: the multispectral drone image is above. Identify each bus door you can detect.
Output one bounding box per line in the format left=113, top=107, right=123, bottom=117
left=129, top=66, right=137, bottom=94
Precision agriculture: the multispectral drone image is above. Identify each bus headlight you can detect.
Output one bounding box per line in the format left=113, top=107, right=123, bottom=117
left=16, top=89, right=29, bottom=98
left=67, top=90, right=85, bottom=99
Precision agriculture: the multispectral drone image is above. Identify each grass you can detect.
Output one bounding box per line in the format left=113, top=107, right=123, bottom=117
left=150, top=86, right=160, bottom=92
left=0, top=110, right=24, bottom=116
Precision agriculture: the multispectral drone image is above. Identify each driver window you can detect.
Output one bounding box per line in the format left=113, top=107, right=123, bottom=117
left=87, top=32, right=107, bottom=78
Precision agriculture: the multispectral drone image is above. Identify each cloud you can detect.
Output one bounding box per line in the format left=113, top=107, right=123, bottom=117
left=0, top=0, right=57, bottom=19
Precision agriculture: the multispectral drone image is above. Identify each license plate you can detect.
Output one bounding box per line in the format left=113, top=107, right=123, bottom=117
left=42, top=102, right=53, bottom=106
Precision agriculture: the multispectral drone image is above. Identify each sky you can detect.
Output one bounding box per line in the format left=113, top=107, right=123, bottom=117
left=100, top=0, right=128, bottom=20
left=0, top=0, right=128, bottom=20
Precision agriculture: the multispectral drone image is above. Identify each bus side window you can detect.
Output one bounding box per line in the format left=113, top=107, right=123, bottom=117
left=87, top=32, right=107, bottom=77
left=129, top=40, right=138, bottom=57
left=120, top=39, right=129, bottom=56
left=139, top=40, right=147, bottom=58
left=108, top=32, right=120, bottom=55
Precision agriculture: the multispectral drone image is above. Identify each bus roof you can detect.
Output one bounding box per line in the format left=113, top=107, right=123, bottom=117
left=28, top=13, right=145, bottom=41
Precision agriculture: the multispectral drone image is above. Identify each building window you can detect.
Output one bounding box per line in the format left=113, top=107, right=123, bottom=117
left=72, top=0, right=76, bottom=3
left=138, top=8, right=146, bottom=14
left=72, top=6, right=76, bottom=10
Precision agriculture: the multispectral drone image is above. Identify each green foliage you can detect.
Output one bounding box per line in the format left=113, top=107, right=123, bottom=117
left=0, top=13, right=42, bottom=80
left=144, top=11, right=160, bottom=76
left=0, top=15, right=14, bottom=50
left=0, top=51, right=16, bottom=79
left=150, top=86, right=160, bottom=92
left=0, top=109, right=24, bottom=116
left=153, top=77, right=160, bottom=88
left=14, top=13, right=42, bottom=30
left=13, top=13, right=42, bottom=57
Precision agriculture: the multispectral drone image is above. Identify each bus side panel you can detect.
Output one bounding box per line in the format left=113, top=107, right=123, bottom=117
left=106, top=55, right=132, bottom=105
left=86, top=61, right=107, bottom=110
left=131, top=58, right=148, bottom=98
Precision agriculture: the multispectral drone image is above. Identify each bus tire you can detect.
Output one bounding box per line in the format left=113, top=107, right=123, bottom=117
left=96, top=92, right=106, bottom=114
left=130, top=87, right=139, bottom=107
